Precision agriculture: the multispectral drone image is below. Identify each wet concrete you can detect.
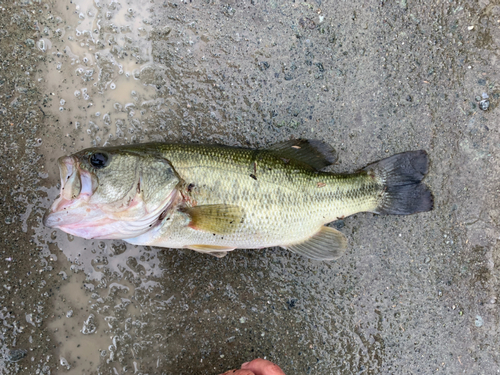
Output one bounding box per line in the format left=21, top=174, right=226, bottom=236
left=1, top=0, right=499, bottom=374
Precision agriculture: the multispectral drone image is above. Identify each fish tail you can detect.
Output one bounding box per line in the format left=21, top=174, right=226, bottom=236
left=364, top=150, right=434, bottom=215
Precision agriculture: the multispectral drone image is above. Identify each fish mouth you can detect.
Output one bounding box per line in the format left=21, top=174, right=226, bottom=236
left=43, top=156, right=98, bottom=229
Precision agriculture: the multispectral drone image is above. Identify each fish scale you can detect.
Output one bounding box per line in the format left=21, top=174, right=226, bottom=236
left=128, top=144, right=385, bottom=250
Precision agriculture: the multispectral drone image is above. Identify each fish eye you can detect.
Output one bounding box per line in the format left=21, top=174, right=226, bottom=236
left=89, top=152, right=109, bottom=169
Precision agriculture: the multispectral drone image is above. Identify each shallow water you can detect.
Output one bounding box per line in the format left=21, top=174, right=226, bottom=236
left=1, top=0, right=500, bottom=374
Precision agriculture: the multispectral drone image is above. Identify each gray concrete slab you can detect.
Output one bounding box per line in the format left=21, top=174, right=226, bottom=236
left=0, top=0, right=499, bottom=374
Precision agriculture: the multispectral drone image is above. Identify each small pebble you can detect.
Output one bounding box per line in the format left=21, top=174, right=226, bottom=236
left=258, top=61, right=270, bottom=71
left=475, top=315, right=483, bottom=327
left=60, top=356, right=70, bottom=369
left=335, top=220, right=345, bottom=229
left=8, top=349, right=27, bottom=362
left=81, top=314, right=97, bottom=334
left=479, top=99, right=489, bottom=111
left=37, top=39, right=47, bottom=52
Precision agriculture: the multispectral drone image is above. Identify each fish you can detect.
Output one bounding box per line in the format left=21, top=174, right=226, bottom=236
left=43, top=140, right=433, bottom=260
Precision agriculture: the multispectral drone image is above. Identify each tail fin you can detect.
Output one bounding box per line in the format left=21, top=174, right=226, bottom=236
left=364, top=150, right=434, bottom=215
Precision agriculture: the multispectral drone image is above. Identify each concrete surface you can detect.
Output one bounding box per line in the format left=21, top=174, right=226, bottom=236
left=0, top=0, right=499, bottom=374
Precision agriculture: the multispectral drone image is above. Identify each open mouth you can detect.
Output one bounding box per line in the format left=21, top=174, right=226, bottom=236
left=43, top=156, right=98, bottom=228
left=59, top=156, right=81, bottom=201
left=63, top=155, right=95, bottom=196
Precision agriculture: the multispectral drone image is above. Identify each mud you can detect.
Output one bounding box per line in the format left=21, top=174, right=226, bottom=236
left=1, top=0, right=499, bottom=374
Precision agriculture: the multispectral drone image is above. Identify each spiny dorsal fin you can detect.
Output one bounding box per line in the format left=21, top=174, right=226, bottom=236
left=266, top=139, right=337, bottom=170
left=181, top=204, right=244, bottom=235
left=283, top=226, right=347, bottom=260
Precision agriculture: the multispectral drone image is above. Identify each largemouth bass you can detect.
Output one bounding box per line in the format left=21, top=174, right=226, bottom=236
left=44, top=140, right=433, bottom=260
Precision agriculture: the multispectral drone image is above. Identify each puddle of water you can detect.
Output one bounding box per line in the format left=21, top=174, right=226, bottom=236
left=31, top=1, right=173, bottom=372
left=48, top=269, right=109, bottom=374
left=47, top=258, right=153, bottom=374
left=38, top=0, right=156, bottom=159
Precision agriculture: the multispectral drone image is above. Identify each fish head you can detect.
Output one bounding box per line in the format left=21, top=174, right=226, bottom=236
left=44, top=146, right=180, bottom=240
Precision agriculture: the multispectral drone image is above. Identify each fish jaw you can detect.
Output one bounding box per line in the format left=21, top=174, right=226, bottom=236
left=49, top=155, right=97, bottom=211
left=43, top=155, right=113, bottom=238
left=44, top=155, right=179, bottom=240
left=43, top=204, right=122, bottom=239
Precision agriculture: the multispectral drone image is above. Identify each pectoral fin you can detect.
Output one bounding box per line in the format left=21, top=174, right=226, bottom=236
left=185, top=244, right=235, bottom=258
left=283, top=226, right=347, bottom=260
left=181, top=204, right=244, bottom=234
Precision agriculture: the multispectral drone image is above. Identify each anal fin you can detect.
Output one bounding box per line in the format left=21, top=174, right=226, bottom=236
left=185, top=244, right=235, bottom=258
left=207, top=251, right=228, bottom=258
left=283, top=226, right=347, bottom=260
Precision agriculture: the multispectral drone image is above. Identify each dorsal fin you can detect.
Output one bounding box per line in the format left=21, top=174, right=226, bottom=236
left=266, top=139, right=337, bottom=170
